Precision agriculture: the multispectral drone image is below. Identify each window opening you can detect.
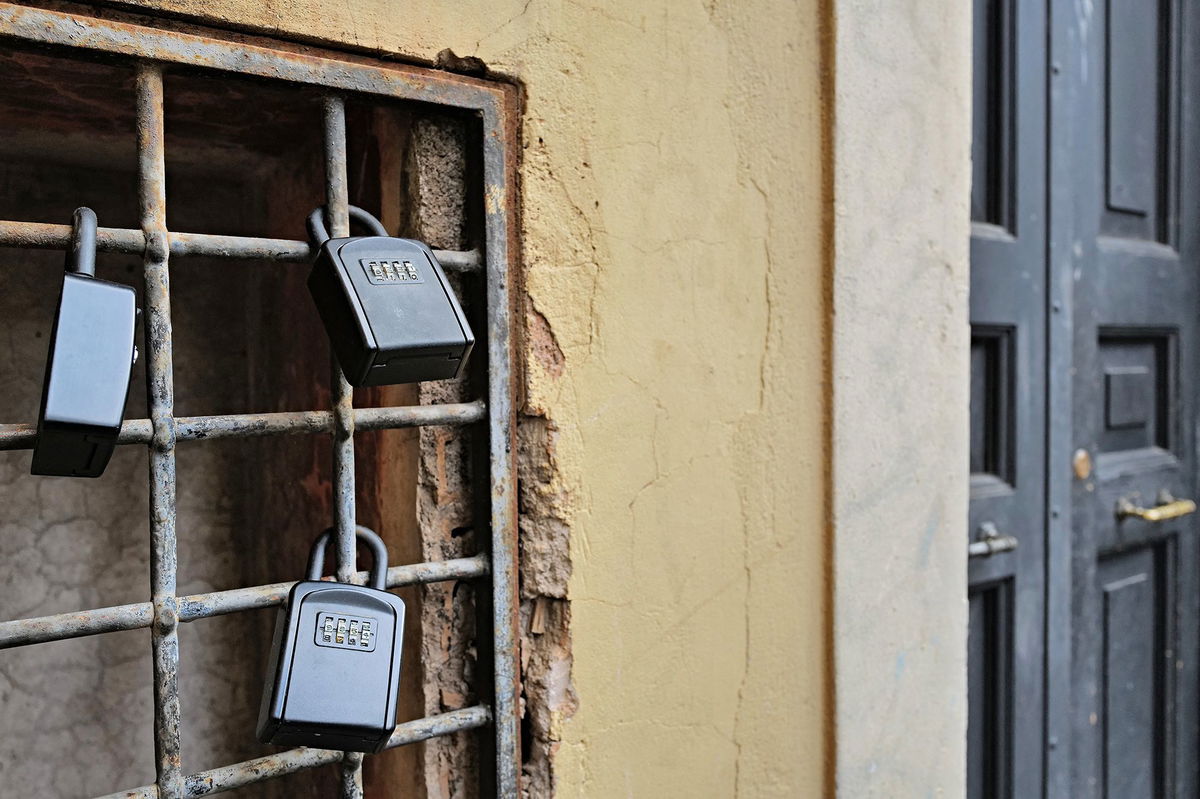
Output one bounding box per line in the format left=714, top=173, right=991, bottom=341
left=0, top=6, right=520, bottom=797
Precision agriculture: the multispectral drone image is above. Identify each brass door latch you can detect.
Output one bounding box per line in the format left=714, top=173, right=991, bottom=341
left=1116, top=491, right=1197, bottom=522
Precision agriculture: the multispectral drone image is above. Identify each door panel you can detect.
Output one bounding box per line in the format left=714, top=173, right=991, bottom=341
left=1066, top=0, right=1199, bottom=795
left=1103, top=0, right=1170, bottom=238
left=1098, top=546, right=1168, bottom=799
left=967, top=0, right=1046, bottom=796
left=968, top=580, right=1014, bottom=799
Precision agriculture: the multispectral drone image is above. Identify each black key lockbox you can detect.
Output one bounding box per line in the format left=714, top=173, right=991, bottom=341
left=306, top=206, right=474, bottom=387
left=257, top=526, right=406, bottom=753
left=32, top=208, right=138, bottom=478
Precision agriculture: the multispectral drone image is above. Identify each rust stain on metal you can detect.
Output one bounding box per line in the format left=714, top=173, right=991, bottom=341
left=485, top=184, right=504, bottom=215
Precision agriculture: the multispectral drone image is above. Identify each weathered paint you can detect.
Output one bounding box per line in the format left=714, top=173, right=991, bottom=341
left=135, top=61, right=186, bottom=799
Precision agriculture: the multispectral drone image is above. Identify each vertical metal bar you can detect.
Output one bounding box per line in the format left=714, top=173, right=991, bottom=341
left=137, top=62, right=184, bottom=799
left=323, top=93, right=363, bottom=799
left=482, top=98, right=521, bottom=797
left=323, top=95, right=356, bottom=584
left=340, top=752, right=364, bottom=797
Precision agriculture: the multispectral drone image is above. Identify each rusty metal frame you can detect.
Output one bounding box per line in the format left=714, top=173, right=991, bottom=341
left=0, top=4, right=521, bottom=798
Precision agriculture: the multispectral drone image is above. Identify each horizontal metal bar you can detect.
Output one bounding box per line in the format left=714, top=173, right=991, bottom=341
left=428, top=249, right=481, bottom=272
left=0, top=220, right=481, bottom=271
left=94, top=705, right=492, bottom=799
left=179, top=555, right=489, bottom=621
left=0, top=220, right=143, bottom=253
left=0, top=401, right=486, bottom=450
left=0, top=4, right=504, bottom=113
left=0, top=555, right=488, bottom=649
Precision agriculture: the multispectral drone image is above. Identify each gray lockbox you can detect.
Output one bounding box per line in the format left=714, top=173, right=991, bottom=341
left=306, top=206, right=474, bottom=387
left=32, top=208, right=138, bottom=478
left=257, top=526, right=406, bottom=754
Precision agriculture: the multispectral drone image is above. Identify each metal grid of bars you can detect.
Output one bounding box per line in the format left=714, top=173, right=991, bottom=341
left=0, top=4, right=521, bottom=797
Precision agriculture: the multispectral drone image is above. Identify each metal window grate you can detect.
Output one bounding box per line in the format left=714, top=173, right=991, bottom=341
left=0, top=5, right=520, bottom=798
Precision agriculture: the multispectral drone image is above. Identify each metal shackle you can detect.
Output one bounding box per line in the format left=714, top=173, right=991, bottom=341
left=306, top=204, right=389, bottom=246
left=66, top=206, right=97, bottom=277
left=306, top=525, right=389, bottom=590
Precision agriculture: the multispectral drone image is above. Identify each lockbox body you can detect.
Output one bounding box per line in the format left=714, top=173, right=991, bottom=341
left=32, top=272, right=137, bottom=477
left=257, top=580, right=406, bottom=753
left=308, top=237, right=474, bottom=387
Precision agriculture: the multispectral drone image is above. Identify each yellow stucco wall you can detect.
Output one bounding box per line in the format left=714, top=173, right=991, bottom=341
left=118, top=1, right=832, bottom=795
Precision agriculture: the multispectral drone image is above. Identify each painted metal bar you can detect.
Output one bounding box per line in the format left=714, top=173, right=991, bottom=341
left=0, top=555, right=489, bottom=649
left=323, top=95, right=356, bottom=585
left=0, top=219, right=481, bottom=271
left=0, top=4, right=502, bottom=112
left=482, top=94, right=522, bottom=796
left=95, top=706, right=492, bottom=799
left=340, top=753, right=364, bottom=798
left=0, top=601, right=154, bottom=648
left=429, top=248, right=483, bottom=272
left=136, top=62, right=184, bottom=799
left=0, top=401, right=486, bottom=450
left=181, top=554, right=489, bottom=620
left=321, top=92, right=363, bottom=799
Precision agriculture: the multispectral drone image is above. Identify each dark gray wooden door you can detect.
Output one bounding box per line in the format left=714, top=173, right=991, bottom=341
left=968, top=0, right=1047, bottom=796
left=971, top=1, right=1200, bottom=797
left=1058, top=0, right=1200, bottom=796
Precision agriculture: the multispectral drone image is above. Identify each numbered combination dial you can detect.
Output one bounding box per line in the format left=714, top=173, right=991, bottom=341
left=315, top=611, right=377, bottom=652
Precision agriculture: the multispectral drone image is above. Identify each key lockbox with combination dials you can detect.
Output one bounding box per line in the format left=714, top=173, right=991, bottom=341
left=257, top=526, right=406, bottom=753
left=306, top=205, right=474, bottom=387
